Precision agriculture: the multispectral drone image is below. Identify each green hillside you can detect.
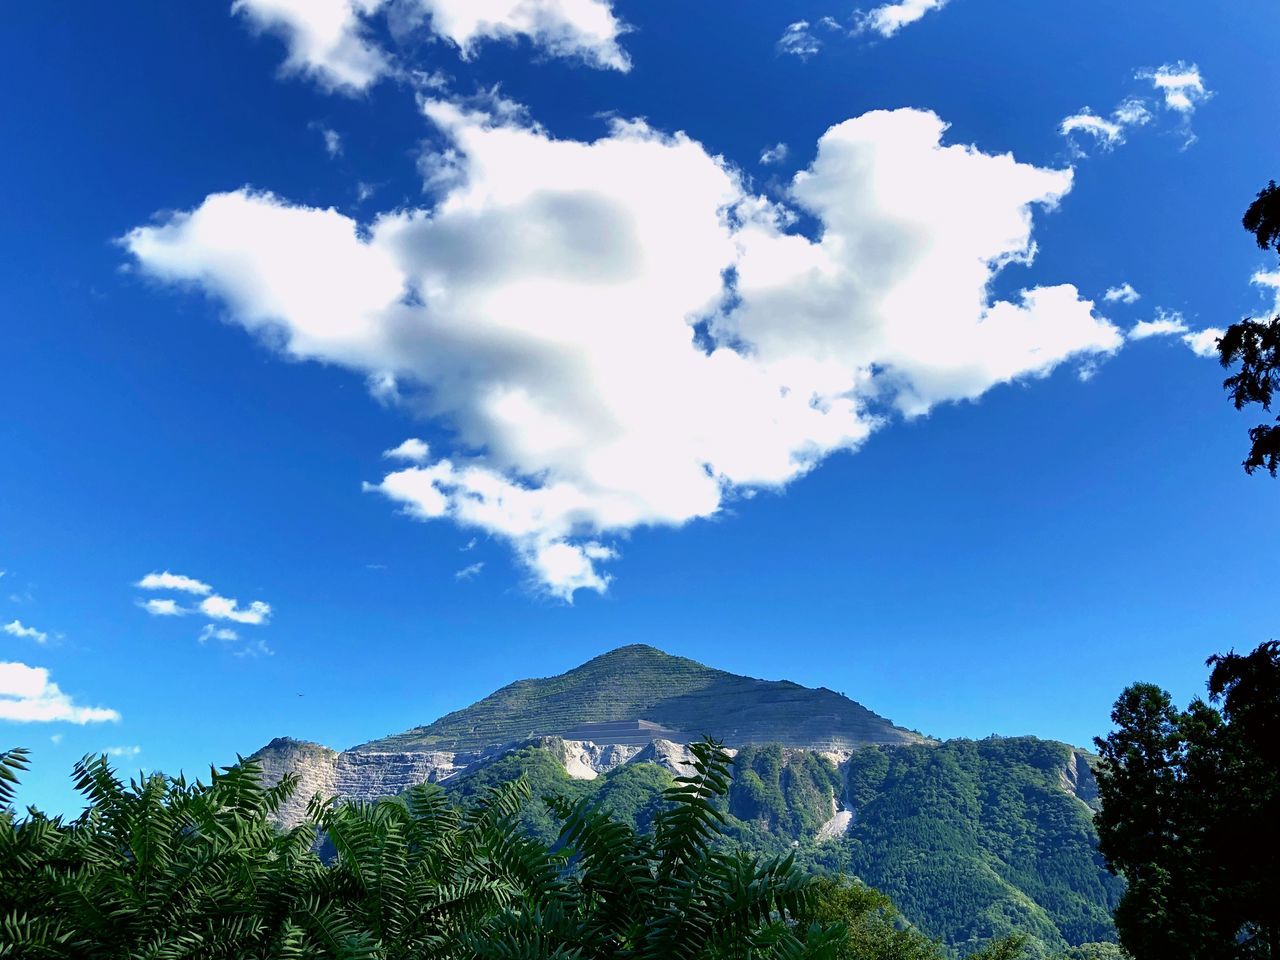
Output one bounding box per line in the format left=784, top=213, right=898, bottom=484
left=357, top=644, right=924, bottom=752
left=437, top=736, right=1121, bottom=959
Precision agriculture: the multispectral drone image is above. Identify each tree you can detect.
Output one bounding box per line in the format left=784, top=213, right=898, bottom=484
left=1218, top=181, right=1280, bottom=475
left=0, top=738, right=847, bottom=959
left=1092, top=642, right=1280, bottom=960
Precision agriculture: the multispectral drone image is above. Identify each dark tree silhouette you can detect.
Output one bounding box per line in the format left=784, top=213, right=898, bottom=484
left=1219, top=182, right=1280, bottom=474
left=1093, top=642, right=1280, bottom=960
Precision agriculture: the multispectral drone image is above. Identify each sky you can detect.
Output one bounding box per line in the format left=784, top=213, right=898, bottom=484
left=2, top=0, right=1278, bottom=815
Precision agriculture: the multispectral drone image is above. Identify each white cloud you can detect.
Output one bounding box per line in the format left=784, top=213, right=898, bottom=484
left=50, top=733, right=63, bottom=745
left=1140, top=62, right=1211, bottom=114
left=105, top=745, right=142, bottom=758
left=140, top=598, right=189, bottom=617
left=1137, top=62, right=1212, bottom=148
left=3, top=620, right=48, bottom=644
left=410, top=0, right=630, bottom=71
left=1059, top=111, right=1124, bottom=149
left=232, top=0, right=629, bottom=94
left=856, top=0, right=950, bottom=38
left=383, top=437, right=431, bottom=462
left=1129, top=313, right=1189, bottom=339
left=454, top=561, right=485, bottom=580
left=1104, top=283, right=1141, bottom=305
left=1113, top=97, right=1153, bottom=127
left=135, top=571, right=272, bottom=644
left=126, top=103, right=1122, bottom=599
left=1182, top=327, right=1223, bottom=358
left=199, top=595, right=272, bottom=625
left=1128, top=310, right=1221, bottom=358
left=1059, top=97, right=1153, bottom=156
left=0, top=662, right=120, bottom=724
left=137, top=571, right=212, bottom=595
left=235, top=639, right=275, bottom=658
left=1251, top=268, right=1280, bottom=317
left=778, top=21, right=821, bottom=59
left=320, top=126, right=343, bottom=157
left=760, top=143, right=789, bottom=166
left=233, top=0, right=392, bottom=93
left=199, top=624, right=241, bottom=643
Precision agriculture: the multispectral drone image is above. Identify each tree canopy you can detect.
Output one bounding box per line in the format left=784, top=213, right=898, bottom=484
left=1218, top=181, right=1280, bottom=475
left=1092, top=641, right=1280, bottom=960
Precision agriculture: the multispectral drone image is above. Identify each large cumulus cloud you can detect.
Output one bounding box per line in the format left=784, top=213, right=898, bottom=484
left=125, top=102, right=1121, bottom=598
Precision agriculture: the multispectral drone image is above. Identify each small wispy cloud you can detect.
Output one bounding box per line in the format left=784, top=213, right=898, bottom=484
left=778, top=21, right=821, bottom=59
left=1137, top=62, right=1212, bottom=147
left=1129, top=313, right=1189, bottom=339
left=455, top=561, right=485, bottom=581
left=104, top=745, right=142, bottom=758
left=4, top=620, right=48, bottom=644
left=1059, top=111, right=1124, bottom=150
left=1127, top=309, right=1221, bottom=357
left=1140, top=62, right=1211, bottom=114
left=137, top=571, right=212, bottom=596
left=140, top=598, right=188, bottom=617
left=234, top=639, right=273, bottom=658
left=855, top=0, right=950, bottom=38
left=1104, top=283, right=1141, bottom=305
left=383, top=438, right=431, bottom=463
left=198, top=624, right=240, bottom=643
left=759, top=143, right=789, bottom=166
left=135, top=571, right=272, bottom=651
left=320, top=126, right=342, bottom=157
left=199, top=595, right=271, bottom=625
left=1059, top=97, right=1152, bottom=156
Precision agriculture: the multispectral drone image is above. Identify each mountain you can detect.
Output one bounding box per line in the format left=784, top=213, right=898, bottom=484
left=355, top=644, right=926, bottom=752
left=250, top=645, right=1120, bottom=958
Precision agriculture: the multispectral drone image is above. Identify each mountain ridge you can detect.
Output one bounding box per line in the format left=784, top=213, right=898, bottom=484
left=354, top=643, right=925, bottom=753
left=248, top=645, right=1120, bottom=956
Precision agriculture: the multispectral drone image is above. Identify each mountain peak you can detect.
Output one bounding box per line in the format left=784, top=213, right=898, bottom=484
left=354, top=645, right=923, bottom=754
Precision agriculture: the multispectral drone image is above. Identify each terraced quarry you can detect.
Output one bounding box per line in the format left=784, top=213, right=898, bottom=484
left=354, top=644, right=925, bottom=753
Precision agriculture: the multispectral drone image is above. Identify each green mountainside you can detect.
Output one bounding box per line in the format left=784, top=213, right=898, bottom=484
left=438, top=736, right=1120, bottom=959
left=255, top=645, right=1121, bottom=957
left=357, top=644, right=925, bottom=752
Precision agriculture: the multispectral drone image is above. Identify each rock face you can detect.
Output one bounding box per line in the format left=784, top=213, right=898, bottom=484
left=252, top=738, right=495, bottom=826
left=251, top=645, right=930, bottom=826
left=1059, top=748, right=1102, bottom=811
left=251, top=732, right=731, bottom=827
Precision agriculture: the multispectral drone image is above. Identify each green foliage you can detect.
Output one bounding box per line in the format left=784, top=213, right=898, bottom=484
left=1217, top=180, right=1280, bottom=474
left=729, top=747, right=843, bottom=837
left=800, top=877, right=945, bottom=960
left=435, top=736, right=1121, bottom=958
left=0, top=739, right=844, bottom=960
left=1049, top=945, right=1130, bottom=960
left=440, top=735, right=1122, bottom=958
left=1093, top=641, right=1280, bottom=960
left=812, top=739, right=1122, bottom=957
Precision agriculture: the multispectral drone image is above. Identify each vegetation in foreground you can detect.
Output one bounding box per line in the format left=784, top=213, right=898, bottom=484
left=1094, top=640, right=1280, bottom=960
left=0, top=735, right=1097, bottom=960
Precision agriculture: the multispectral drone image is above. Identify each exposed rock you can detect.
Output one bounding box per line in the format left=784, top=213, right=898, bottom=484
left=251, top=738, right=339, bottom=828
left=817, top=809, right=853, bottom=842
left=1059, top=749, right=1102, bottom=811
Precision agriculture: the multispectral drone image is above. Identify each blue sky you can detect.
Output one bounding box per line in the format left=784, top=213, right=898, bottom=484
left=2, top=0, right=1278, bottom=814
